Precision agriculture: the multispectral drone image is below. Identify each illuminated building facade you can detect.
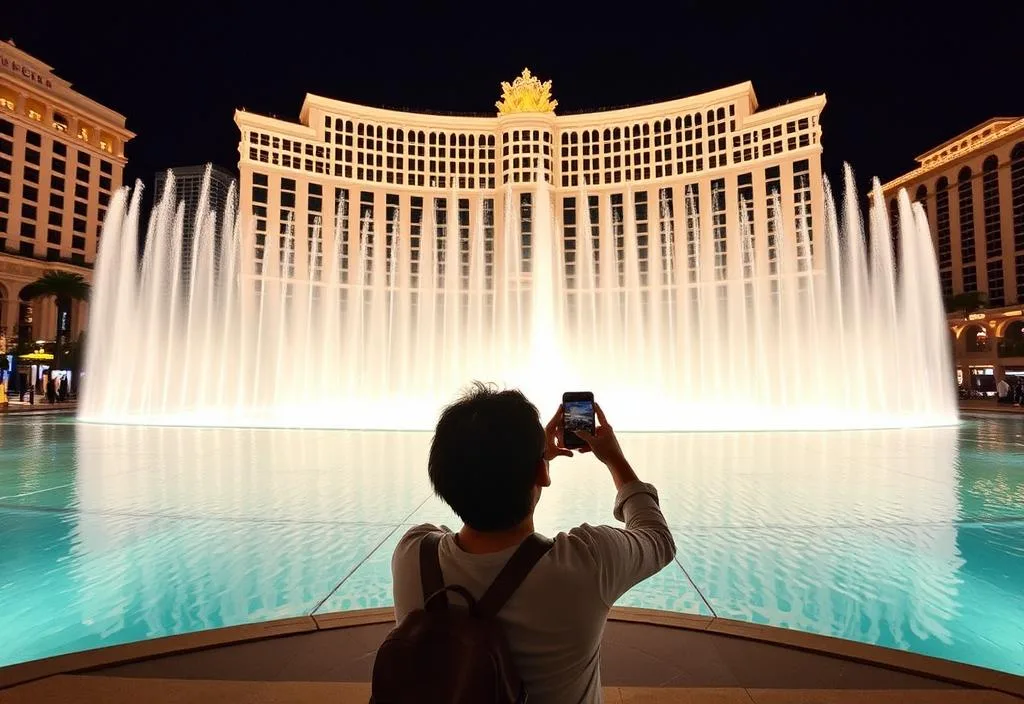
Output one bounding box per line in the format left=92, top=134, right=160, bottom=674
left=235, top=71, right=825, bottom=297
left=881, top=118, right=1024, bottom=394
left=0, top=40, right=132, bottom=350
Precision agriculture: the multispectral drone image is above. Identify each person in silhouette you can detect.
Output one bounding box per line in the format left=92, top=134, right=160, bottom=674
left=389, top=383, right=676, bottom=703
left=46, top=377, right=57, bottom=404
left=997, top=376, right=1011, bottom=404
left=58, top=375, right=69, bottom=402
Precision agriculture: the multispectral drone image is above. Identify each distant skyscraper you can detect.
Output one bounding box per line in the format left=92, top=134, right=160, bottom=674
left=153, top=164, right=236, bottom=274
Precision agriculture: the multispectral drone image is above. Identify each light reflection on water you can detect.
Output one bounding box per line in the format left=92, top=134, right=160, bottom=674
left=0, top=416, right=1022, bottom=675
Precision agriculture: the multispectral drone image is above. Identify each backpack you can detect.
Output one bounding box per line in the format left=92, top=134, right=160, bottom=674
left=370, top=531, right=554, bottom=704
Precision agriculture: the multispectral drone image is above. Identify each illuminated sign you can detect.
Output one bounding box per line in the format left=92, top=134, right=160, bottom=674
left=0, top=54, right=54, bottom=89
left=1003, top=310, right=1022, bottom=316
left=968, top=313, right=986, bottom=320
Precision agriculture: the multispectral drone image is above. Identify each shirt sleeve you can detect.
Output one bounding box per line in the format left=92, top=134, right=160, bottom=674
left=569, top=481, right=677, bottom=606
left=391, top=523, right=445, bottom=622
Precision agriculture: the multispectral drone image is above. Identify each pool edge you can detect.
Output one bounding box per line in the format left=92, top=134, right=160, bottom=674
left=2, top=607, right=1022, bottom=698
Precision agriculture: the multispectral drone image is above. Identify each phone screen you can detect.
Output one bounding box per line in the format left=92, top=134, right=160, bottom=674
left=563, top=399, right=595, bottom=449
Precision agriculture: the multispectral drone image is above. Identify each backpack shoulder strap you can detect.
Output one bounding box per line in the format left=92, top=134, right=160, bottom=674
left=419, top=531, right=447, bottom=611
left=475, top=534, right=554, bottom=619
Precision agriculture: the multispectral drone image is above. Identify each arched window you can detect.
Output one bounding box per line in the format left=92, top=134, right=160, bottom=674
left=958, top=166, right=975, bottom=264
left=964, top=324, right=989, bottom=352
left=17, top=301, right=33, bottom=345
left=935, top=176, right=952, bottom=296
left=1012, top=143, right=1024, bottom=252
left=983, top=155, right=1003, bottom=304
left=0, top=282, right=7, bottom=337
left=915, top=184, right=927, bottom=214
left=889, top=197, right=900, bottom=271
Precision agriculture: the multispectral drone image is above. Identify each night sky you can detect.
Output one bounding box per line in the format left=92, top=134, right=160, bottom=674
left=6, top=0, right=1023, bottom=199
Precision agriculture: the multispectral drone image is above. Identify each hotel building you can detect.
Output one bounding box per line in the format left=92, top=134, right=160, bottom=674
left=880, top=118, right=1024, bottom=393
left=235, top=70, right=826, bottom=303
left=0, top=40, right=133, bottom=350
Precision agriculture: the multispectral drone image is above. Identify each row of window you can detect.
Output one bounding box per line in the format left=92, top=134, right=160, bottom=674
left=0, top=119, right=114, bottom=257
left=0, top=91, right=118, bottom=154
left=244, top=103, right=817, bottom=189
left=921, top=143, right=1024, bottom=305
left=0, top=235, right=87, bottom=263
left=248, top=159, right=814, bottom=290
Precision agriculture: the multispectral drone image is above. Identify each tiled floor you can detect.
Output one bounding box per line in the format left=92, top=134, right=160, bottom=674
left=85, top=621, right=1002, bottom=693
left=4, top=618, right=1022, bottom=703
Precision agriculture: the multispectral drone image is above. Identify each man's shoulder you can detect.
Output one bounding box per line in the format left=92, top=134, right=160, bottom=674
left=392, top=524, right=446, bottom=565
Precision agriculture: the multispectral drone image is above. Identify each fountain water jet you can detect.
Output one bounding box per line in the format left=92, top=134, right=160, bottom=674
left=79, top=164, right=957, bottom=430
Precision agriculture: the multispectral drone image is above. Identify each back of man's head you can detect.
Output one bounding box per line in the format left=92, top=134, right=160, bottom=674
left=429, top=382, right=545, bottom=532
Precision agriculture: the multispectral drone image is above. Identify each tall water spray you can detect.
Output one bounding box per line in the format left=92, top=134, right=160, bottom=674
left=79, top=165, right=957, bottom=430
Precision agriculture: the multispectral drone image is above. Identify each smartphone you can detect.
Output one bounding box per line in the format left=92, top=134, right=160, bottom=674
left=562, top=392, right=595, bottom=450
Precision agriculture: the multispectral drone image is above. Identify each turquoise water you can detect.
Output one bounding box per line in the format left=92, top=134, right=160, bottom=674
left=1, top=414, right=1022, bottom=675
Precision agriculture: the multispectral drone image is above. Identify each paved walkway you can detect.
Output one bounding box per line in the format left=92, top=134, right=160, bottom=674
left=960, top=400, right=1024, bottom=416
left=0, top=400, right=76, bottom=414
left=4, top=618, right=1021, bottom=703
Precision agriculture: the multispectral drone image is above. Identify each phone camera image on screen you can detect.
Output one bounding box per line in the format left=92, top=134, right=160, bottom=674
left=562, top=392, right=595, bottom=450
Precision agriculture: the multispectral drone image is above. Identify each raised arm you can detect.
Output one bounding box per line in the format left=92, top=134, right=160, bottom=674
left=571, top=404, right=677, bottom=605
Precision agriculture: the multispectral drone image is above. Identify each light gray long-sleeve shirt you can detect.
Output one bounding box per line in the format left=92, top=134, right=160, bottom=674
left=391, top=480, right=676, bottom=704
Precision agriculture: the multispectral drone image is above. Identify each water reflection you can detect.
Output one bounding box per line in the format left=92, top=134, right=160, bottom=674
left=2, top=419, right=1023, bottom=675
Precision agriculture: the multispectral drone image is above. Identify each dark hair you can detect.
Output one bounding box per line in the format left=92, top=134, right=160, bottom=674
left=428, top=382, right=545, bottom=531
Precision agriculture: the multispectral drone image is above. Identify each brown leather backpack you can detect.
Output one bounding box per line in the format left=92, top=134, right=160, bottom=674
left=370, top=531, right=553, bottom=704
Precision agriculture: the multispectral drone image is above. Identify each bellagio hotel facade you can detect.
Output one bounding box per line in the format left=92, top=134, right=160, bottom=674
left=235, top=69, right=825, bottom=300
left=0, top=41, right=132, bottom=349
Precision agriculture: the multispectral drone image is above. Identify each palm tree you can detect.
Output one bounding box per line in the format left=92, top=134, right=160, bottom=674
left=19, top=271, right=90, bottom=369
left=943, top=290, right=988, bottom=319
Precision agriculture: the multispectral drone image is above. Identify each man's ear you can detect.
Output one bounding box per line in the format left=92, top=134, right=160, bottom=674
left=536, top=459, right=551, bottom=488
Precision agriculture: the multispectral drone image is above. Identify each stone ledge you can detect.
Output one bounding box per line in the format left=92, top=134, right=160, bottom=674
left=2, top=607, right=1022, bottom=699
left=0, top=616, right=317, bottom=691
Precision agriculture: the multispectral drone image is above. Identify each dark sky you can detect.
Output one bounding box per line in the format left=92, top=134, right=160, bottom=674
left=6, top=0, right=1023, bottom=198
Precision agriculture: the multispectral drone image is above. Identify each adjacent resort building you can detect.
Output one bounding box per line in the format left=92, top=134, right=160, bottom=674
left=234, top=70, right=826, bottom=303
left=881, top=118, right=1024, bottom=394
left=0, top=40, right=132, bottom=350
